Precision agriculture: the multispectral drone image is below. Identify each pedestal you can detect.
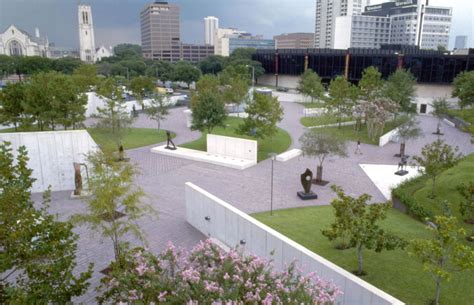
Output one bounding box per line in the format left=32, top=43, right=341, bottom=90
left=297, top=191, right=318, bottom=200
left=165, top=146, right=177, bottom=150
left=394, top=170, right=409, bottom=176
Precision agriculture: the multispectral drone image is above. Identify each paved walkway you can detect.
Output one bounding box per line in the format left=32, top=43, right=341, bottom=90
left=38, top=103, right=474, bottom=303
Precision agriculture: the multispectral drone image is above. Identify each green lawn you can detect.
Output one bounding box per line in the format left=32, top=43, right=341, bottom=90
left=394, top=153, right=474, bottom=232
left=448, top=108, right=474, bottom=136
left=300, top=115, right=354, bottom=127
left=316, top=116, right=409, bottom=145
left=253, top=206, right=474, bottom=305
left=179, top=117, right=291, bottom=162
left=298, top=101, right=326, bottom=108
left=87, top=128, right=171, bottom=151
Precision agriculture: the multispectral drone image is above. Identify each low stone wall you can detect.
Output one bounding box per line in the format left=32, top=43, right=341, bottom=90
left=207, top=134, right=257, bottom=163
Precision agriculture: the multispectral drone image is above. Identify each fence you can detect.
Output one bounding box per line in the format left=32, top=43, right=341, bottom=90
left=185, top=182, right=404, bottom=305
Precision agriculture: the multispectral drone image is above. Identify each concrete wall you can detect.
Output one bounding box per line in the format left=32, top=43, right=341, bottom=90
left=185, top=182, right=405, bottom=305
left=0, top=130, right=98, bottom=193
left=207, top=134, right=257, bottom=162
left=379, top=128, right=400, bottom=146
left=258, top=74, right=300, bottom=89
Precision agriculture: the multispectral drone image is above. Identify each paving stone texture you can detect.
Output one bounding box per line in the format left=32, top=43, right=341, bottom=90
left=34, top=101, right=473, bottom=303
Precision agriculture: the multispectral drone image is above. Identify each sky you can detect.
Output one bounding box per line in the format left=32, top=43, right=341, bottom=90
left=0, top=0, right=472, bottom=49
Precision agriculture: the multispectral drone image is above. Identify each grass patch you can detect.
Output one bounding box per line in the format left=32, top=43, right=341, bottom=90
left=393, top=153, right=474, bottom=231
left=448, top=108, right=474, bottom=136
left=298, top=102, right=326, bottom=109
left=253, top=206, right=474, bottom=305
left=179, top=117, right=291, bottom=162
left=300, top=115, right=354, bottom=127
left=87, top=128, right=171, bottom=151
left=316, top=116, right=409, bottom=145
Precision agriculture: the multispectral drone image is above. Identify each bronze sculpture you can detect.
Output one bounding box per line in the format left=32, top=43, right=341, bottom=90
left=297, top=168, right=318, bottom=200
left=73, top=162, right=82, bottom=196
left=165, top=130, right=176, bottom=150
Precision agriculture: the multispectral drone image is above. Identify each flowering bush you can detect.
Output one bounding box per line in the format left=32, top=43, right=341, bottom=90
left=98, top=239, right=341, bottom=304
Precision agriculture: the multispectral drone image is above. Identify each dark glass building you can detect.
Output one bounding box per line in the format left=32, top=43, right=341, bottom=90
left=252, top=46, right=474, bottom=84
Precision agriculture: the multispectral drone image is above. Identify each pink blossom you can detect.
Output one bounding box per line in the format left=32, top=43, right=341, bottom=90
left=158, top=291, right=167, bottom=302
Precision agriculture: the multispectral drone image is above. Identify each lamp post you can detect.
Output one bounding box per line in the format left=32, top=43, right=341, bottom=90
left=268, top=152, right=277, bottom=216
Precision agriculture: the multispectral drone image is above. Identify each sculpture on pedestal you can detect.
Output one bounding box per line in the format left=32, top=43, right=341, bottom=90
left=165, top=130, right=176, bottom=150
left=297, top=168, right=318, bottom=200
left=395, top=155, right=409, bottom=176
left=73, top=162, right=83, bottom=196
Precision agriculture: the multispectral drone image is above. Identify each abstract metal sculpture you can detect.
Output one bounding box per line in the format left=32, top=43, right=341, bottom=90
left=297, top=168, right=318, bottom=200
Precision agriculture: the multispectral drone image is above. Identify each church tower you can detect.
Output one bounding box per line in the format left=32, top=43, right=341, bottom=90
left=78, top=4, right=96, bottom=63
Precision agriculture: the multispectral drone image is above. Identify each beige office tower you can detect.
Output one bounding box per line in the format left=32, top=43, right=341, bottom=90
left=140, top=1, right=181, bottom=61
left=314, top=0, right=369, bottom=48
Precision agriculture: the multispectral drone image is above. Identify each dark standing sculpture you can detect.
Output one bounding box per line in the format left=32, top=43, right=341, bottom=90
left=73, top=162, right=82, bottom=196
left=297, top=168, right=318, bottom=200
left=165, top=131, right=176, bottom=150
left=395, top=155, right=409, bottom=176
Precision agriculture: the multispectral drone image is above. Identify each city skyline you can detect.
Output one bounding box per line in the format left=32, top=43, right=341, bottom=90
left=0, top=0, right=472, bottom=49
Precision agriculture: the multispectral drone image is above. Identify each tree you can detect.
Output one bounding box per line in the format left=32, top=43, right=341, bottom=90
left=297, top=69, right=325, bottom=103
left=384, top=69, right=417, bottom=113
left=452, top=71, right=474, bottom=109
left=299, top=130, right=348, bottom=183
left=364, top=97, right=399, bottom=141
left=95, top=78, right=133, bottom=154
left=322, top=185, right=406, bottom=275
left=0, top=142, right=92, bottom=303
left=145, top=60, right=174, bottom=81
left=458, top=182, right=474, bottom=224
left=73, top=64, right=99, bottom=92
left=172, top=61, right=201, bottom=87
left=359, top=66, right=384, bottom=103
left=237, top=92, right=283, bottom=140
left=199, top=55, right=226, bottom=74
left=327, top=76, right=354, bottom=128
left=145, top=94, right=169, bottom=130
left=113, top=44, right=142, bottom=59
left=129, top=76, right=155, bottom=105
left=396, top=116, right=421, bottom=157
left=219, top=65, right=250, bottom=112
left=23, top=72, right=57, bottom=130
left=0, top=82, right=26, bottom=130
left=51, top=57, right=83, bottom=74
left=431, top=98, right=450, bottom=135
left=413, top=140, right=463, bottom=198
left=71, top=151, right=155, bottom=264
left=190, top=75, right=227, bottom=133
left=410, top=214, right=474, bottom=305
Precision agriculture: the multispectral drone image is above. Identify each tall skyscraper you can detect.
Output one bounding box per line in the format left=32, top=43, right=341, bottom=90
left=314, top=0, right=369, bottom=48
left=141, top=1, right=181, bottom=61
left=204, top=16, right=219, bottom=46
left=455, top=36, right=468, bottom=49
left=78, top=4, right=96, bottom=63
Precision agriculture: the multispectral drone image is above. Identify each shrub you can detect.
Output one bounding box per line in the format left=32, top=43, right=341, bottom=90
left=392, top=177, right=434, bottom=221
left=98, top=240, right=341, bottom=304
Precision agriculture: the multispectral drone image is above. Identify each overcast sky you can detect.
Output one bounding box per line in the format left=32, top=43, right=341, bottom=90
left=0, top=0, right=472, bottom=49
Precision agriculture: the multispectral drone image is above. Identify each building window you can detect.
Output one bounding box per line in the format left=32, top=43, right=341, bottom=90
left=9, top=40, right=23, bottom=56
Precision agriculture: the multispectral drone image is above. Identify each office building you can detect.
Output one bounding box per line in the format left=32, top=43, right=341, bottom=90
left=140, top=1, right=213, bottom=62
left=204, top=16, right=219, bottom=46
left=334, top=15, right=391, bottom=49
left=214, top=28, right=246, bottom=56
left=214, top=29, right=274, bottom=56
left=274, top=33, right=315, bottom=49
left=314, top=0, right=369, bottom=48
left=78, top=4, right=96, bottom=63
left=455, top=35, right=468, bottom=50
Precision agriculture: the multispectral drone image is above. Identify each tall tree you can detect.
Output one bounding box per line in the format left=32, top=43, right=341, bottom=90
left=327, top=76, right=354, bottom=128
left=452, top=71, right=474, bottom=109
left=71, top=151, right=155, bottom=264
left=24, top=72, right=56, bottom=130
left=73, top=64, right=99, bottom=92
left=113, top=44, right=142, bottom=59
left=299, top=130, right=348, bottom=184
left=190, top=75, right=227, bottom=133
left=413, top=140, right=463, bottom=198
left=219, top=65, right=250, bottom=112
left=384, top=69, right=417, bottom=113
left=431, top=98, right=450, bottom=135
left=237, top=92, right=283, bottom=139
left=129, top=76, right=155, bottom=105
left=51, top=57, right=83, bottom=74
left=172, top=61, right=202, bottom=87
left=410, top=214, right=474, bottom=305
left=297, top=69, right=325, bottom=103
left=145, top=94, right=170, bottom=130
left=0, top=82, right=26, bottom=130
left=0, top=142, right=92, bottom=303
left=199, top=55, right=227, bottom=74
left=359, top=66, right=384, bottom=103
left=396, top=116, right=421, bottom=158
left=323, top=185, right=406, bottom=275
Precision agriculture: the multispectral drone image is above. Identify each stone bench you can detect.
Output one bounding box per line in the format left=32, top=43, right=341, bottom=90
left=276, top=148, right=302, bottom=162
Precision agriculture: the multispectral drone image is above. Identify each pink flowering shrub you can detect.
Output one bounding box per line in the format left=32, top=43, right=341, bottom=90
left=97, top=239, right=341, bottom=304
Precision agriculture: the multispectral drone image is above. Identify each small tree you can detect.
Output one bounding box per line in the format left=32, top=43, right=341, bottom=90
left=410, top=215, right=474, bottom=305
left=299, top=130, right=348, bottom=183
left=219, top=65, right=250, bottom=112
left=0, top=142, right=92, bottom=303
left=145, top=93, right=169, bottom=130
left=322, top=185, right=406, bottom=275
left=71, top=151, right=155, bottom=264
left=237, top=92, right=283, bottom=140
left=129, top=76, right=155, bottom=105
left=431, top=98, right=449, bottom=135
left=0, top=82, right=26, bottom=131
left=172, top=61, right=202, bottom=88
left=359, top=66, right=384, bottom=103
left=413, top=140, right=463, bottom=198
left=384, top=69, right=417, bottom=113
left=458, top=182, right=474, bottom=224
left=297, top=69, right=325, bottom=103
left=72, top=64, right=99, bottom=92
left=327, top=76, right=354, bottom=128
left=190, top=75, right=227, bottom=133
left=452, top=71, right=474, bottom=109
left=396, top=116, right=421, bottom=157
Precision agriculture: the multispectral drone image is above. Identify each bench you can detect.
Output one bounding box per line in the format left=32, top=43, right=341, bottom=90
left=276, top=149, right=302, bottom=162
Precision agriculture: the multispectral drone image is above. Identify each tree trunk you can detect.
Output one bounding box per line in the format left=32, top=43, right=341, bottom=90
left=400, top=142, right=406, bottom=157
left=434, top=277, right=442, bottom=305
left=357, top=244, right=363, bottom=275
left=316, top=165, right=323, bottom=182
left=157, top=119, right=160, bottom=131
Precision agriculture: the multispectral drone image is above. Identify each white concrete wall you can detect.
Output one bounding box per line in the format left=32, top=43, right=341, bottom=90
left=0, top=130, right=98, bottom=193
left=379, top=128, right=399, bottom=147
left=185, top=183, right=404, bottom=305
left=207, top=134, right=257, bottom=162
